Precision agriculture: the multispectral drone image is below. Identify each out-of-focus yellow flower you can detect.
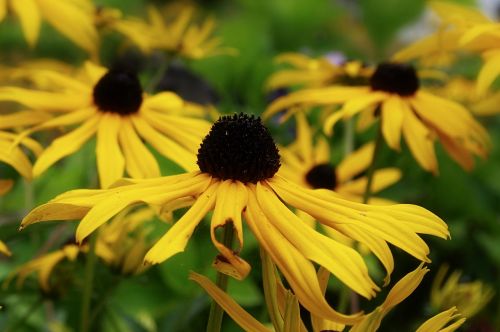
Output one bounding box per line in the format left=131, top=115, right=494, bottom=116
left=21, top=113, right=449, bottom=324
left=265, top=62, right=490, bottom=174
left=430, top=264, right=494, bottom=318
left=0, top=0, right=98, bottom=54
left=0, top=62, right=211, bottom=188
left=280, top=113, right=401, bottom=204
left=0, top=240, right=11, bottom=256
left=416, top=307, right=466, bottom=332
left=4, top=244, right=80, bottom=292
left=147, top=5, right=235, bottom=59
left=266, top=53, right=371, bottom=91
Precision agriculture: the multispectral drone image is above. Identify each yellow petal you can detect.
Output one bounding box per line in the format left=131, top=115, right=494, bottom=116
left=311, top=267, right=346, bottom=332
left=0, top=87, right=90, bottom=111
left=0, top=110, right=50, bottom=129
left=381, top=97, right=405, bottom=151
left=10, top=0, right=41, bottom=47
left=20, top=203, right=90, bottom=229
left=96, top=114, right=125, bottom=188
left=416, top=307, right=465, bottom=332
left=143, top=91, right=184, bottom=110
left=144, top=182, right=218, bottom=264
left=0, top=240, right=11, bottom=256
left=119, top=117, right=160, bottom=179
left=382, top=263, right=428, bottom=311
left=189, top=272, right=272, bottom=332
left=336, top=142, right=375, bottom=183
left=0, top=141, right=33, bottom=179
left=256, top=182, right=378, bottom=299
left=402, top=109, right=438, bottom=174
left=244, top=190, right=363, bottom=325
left=211, top=180, right=250, bottom=280
left=337, top=168, right=402, bottom=195
left=33, top=115, right=99, bottom=177
left=476, top=50, right=500, bottom=95
left=131, top=116, right=197, bottom=171
left=0, top=0, right=6, bottom=22
left=295, top=112, right=313, bottom=163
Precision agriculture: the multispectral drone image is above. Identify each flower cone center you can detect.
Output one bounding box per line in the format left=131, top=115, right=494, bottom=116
left=305, top=163, right=337, bottom=189
left=93, top=69, right=143, bottom=115
left=370, top=62, right=419, bottom=96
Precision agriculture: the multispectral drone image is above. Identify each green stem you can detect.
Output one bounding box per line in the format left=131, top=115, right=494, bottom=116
left=6, top=297, right=43, bottom=332
left=362, top=123, right=384, bottom=204
left=343, top=118, right=354, bottom=156
left=23, top=179, right=34, bottom=214
left=80, top=233, right=98, bottom=332
left=206, top=225, right=235, bottom=332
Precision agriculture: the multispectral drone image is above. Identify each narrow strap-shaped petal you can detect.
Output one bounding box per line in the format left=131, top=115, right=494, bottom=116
left=340, top=91, right=386, bottom=119
left=0, top=110, right=51, bottom=129
left=144, top=182, right=218, bottom=264
left=416, top=307, right=465, bottom=332
left=20, top=204, right=90, bottom=229
left=257, top=182, right=378, bottom=299
left=189, top=272, right=272, bottom=332
left=402, top=108, right=438, bottom=174
left=119, top=117, right=160, bottom=179
left=211, top=180, right=250, bottom=280
left=131, top=116, right=197, bottom=171
left=244, top=190, right=363, bottom=325
left=0, top=87, right=90, bottom=111
left=33, top=116, right=100, bottom=177
left=336, top=142, right=375, bottom=183
left=311, top=267, right=346, bottom=332
left=0, top=141, right=33, bottom=179
left=476, top=49, right=500, bottom=95
left=381, top=97, right=405, bottom=151
left=10, top=0, right=40, bottom=47
left=336, top=168, right=402, bottom=196
left=96, top=113, right=125, bottom=188
left=0, top=240, right=11, bottom=256
left=295, top=112, right=313, bottom=163
left=0, top=0, right=7, bottom=22
left=143, top=92, right=183, bottom=111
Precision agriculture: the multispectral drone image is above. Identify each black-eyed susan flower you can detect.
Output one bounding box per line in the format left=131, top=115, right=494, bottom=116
left=0, top=0, right=97, bottom=54
left=21, top=113, right=449, bottom=324
left=280, top=113, right=401, bottom=204
left=0, top=62, right=211, bottom=188
left=266, top=53, right=371, bottom=91
left=147, top=5, right=235, bottom=60
left=265, top=62, right=490, bottom=174
left=430, top=264, right=494, bottom=318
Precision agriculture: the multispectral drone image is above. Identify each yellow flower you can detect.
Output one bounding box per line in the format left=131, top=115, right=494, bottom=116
left=146, top=5, right=235, bottom=59
left=265, top=62, right=490, bottom=174
left=94, top=6, right=152, bottom=54
left=0, top=62, right=211, bottom=188
left=21, top=113, right=449, bottom=324
left=416, top=307, right=465, bottom=332
left=0, top=240, right=11, bottom=256
left=280, top=113, right=401, bottom=204
left=430, top=264, right=494, bottom=318
left=4, top=244, right=80, bottom=292
left=0, top=0, right=98, bottom=54
left=266, top=53, right=371, bottom=91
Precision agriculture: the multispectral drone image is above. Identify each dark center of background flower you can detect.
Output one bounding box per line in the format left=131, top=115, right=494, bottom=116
left=305, top=163, right=337, bottom=189
left=93, top=69, right=143, bottom=115
left=369, top=62, right=419, bottom=96
left=197, top=113, right=281, bottom=183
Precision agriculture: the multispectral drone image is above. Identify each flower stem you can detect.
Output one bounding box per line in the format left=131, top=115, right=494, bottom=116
left=362, top=123, right=384, bottom=204
left=80, top=233, right=98, bottom=332
left=206, top=225, right=235, bottom=332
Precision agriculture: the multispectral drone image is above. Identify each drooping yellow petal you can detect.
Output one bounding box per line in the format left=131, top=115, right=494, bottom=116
left=336, top=142, right=375, bottom=183
left=10, top=0, right=41, bottom=47
left=381, top=97, right=405, bottom=151
left=119, top=117, right=160, bottom=179
left=416, top=307, right=465, bottom=332
left=244, top=190, right=363, bottom=325
left=476, top=50, right=500, bottom=95
left=257, top=182, right=379, bottom=299
left=33, top=115, right=99, bottom=177
left=190, top=272, right=272, bottom=332
left=0, top=240, right=11, bottom=256
left=210, top=180, right=250, bottom=280
left=38, top=0, right=98, bottom=55
left=402, top=109, right=438, bottom=174
left=144, top=181, right=218, bottom=264
left=131, top=116, right=197, bottom=171
left=0, top=140, right=33, bottom=179
left=337, top=168, right=402, bottom=196
left=311, top=267, right=345, bottom=332
left=96, top=114, right=125, bottom=188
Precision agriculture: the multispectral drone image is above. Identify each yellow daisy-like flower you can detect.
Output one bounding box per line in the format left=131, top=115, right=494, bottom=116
left=265, top=62, right=490, bottom=174
left=0, top=240, right=11, bottom=256
left=430, top=264, right=494, bottom=318
left=0, top=62, right=211, bottom=188
left=147, top=5, right=234, bottom=60
left=280, top=113, right=401, bottom=204
left=0, top=0, right=97, bottom=54
left=21, top=113, right=449, bottom=324
left=266, top=53, right=371, bottom=91
left=191, top=263, right=465, bottom=332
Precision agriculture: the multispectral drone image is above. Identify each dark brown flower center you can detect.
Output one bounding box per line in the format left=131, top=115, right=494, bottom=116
left=370, top=62, right=419, bottom=96
left=197, top=113, right=281, bottom=183
left=93, top=69, right=143, bottom=115
left=305, top=163, right=337, bottom=189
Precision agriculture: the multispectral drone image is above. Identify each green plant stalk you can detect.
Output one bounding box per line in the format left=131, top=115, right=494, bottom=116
left=206, top=225, right=235, bottom=332
left=80, top=233, right=98, bottom=332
